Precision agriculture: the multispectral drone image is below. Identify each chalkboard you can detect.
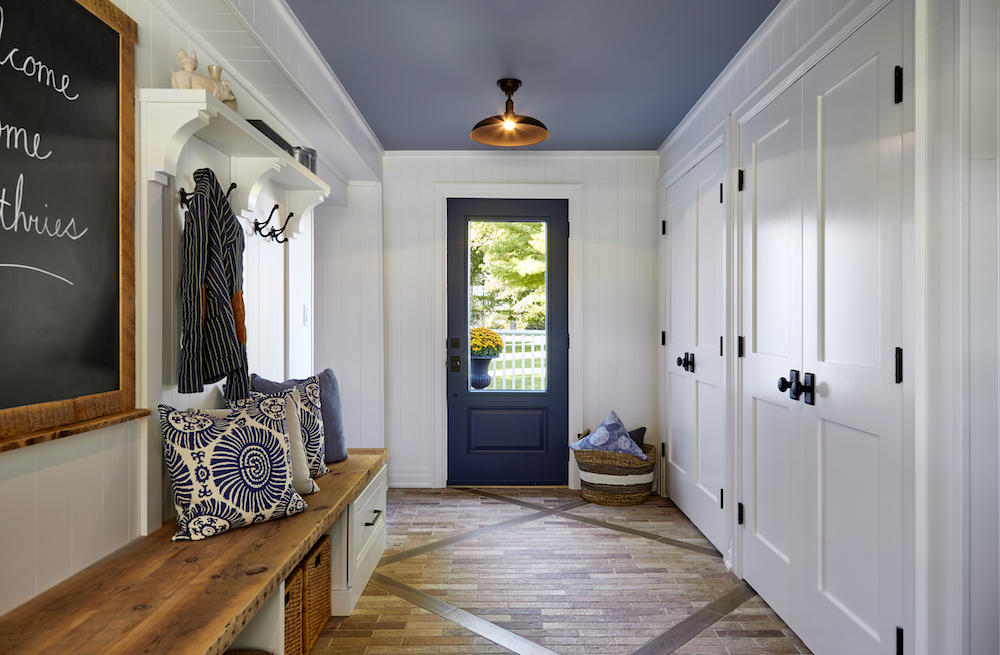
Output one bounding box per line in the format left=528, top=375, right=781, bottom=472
left=0, top=0, right=139, bottom=441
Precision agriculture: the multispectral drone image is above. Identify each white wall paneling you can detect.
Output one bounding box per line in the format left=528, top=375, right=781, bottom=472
left=0, top=424, right=138, bottom=616
left=964, top=0, right=1000, bottom=652
left=381, top=153, right=659, bottom=488
left=314, top=182, right=387, bottom=451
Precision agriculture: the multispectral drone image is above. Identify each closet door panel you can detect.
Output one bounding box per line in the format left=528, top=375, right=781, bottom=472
left=740, top=78, right=805, bottom=632
left=799, top=1, right=904, bottom=651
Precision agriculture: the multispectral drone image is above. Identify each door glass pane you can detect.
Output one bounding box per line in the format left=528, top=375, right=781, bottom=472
left=468, top=220, right=547, bottom=392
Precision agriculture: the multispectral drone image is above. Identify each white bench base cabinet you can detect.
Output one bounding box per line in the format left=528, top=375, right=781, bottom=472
left=330, top=463, right=388, bottom=615
left=230, top=463, right=387, bottom=653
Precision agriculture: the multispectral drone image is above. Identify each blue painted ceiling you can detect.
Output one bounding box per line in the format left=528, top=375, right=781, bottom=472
left=282, top=0, right=782, bottom=151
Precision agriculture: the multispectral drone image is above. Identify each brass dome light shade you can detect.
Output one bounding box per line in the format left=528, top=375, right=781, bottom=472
left=470, top=79, right=549, bottom=147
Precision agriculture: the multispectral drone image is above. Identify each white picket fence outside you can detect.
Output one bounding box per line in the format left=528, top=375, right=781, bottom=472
left=488, top=329, right=547, bottom=391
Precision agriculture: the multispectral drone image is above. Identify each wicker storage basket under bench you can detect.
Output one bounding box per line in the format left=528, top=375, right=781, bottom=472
left=572, top=429, right=657, bottom=506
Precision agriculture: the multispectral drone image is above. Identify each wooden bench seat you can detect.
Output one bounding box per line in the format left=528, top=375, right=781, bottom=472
left=0, top=448, right=388, bottom=655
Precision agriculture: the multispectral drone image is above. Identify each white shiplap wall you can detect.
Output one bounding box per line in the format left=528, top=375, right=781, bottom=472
left=0, top=0, right=321, bottom=616
left=381, top=153, right=659, bottom=487
left=314, top=183, right=387, bottom=450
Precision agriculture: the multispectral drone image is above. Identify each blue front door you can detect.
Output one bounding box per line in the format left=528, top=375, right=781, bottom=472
left=446, top=198, right=569, bottom=485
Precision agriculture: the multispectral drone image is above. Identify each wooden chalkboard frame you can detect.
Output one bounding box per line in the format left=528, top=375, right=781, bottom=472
left=0, top=0, right=148, bottom=451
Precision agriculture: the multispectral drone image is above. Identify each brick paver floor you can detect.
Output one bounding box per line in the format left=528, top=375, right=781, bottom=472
left=311, top=488, right=811, bottom=655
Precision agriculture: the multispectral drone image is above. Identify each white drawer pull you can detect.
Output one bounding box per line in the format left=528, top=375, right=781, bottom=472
left=365, top=509, right=383, bottom=527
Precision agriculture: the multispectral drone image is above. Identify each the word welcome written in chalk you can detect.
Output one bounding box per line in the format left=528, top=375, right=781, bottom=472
left=0, top=6, right=79, bottom=101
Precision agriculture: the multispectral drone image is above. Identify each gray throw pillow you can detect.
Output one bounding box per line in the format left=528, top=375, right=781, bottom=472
left=252, top=368, right=348, bottom=463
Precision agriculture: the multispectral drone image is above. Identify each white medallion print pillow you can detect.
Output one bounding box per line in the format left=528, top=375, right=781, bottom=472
left=158, top=399, right=308, bottom=541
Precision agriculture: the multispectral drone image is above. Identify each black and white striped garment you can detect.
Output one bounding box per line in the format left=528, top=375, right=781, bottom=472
left=177, top=168, right=250, bottom=401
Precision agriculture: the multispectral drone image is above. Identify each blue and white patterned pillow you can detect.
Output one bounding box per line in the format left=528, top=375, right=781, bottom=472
left=158, top=399, right=308, bottom=541
left=197, top=389, right=319, bottom=496
left=569, top=410, right=649, bottom=460
left=231, top=379, right=329, bottom=478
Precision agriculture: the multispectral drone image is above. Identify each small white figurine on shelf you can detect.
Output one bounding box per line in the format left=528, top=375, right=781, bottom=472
left=171, top=49, right=238, bottom=112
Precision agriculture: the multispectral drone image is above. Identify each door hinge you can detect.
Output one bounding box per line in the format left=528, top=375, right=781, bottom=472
left=661, top=220, right=666, bottom=235
left=738, top=336, right=745, bottom=358
left=661, top=442, right=665, bottom=457
left=662, top=331, right=666, bottom=346
left=896, top=627, right=903, bottom=655
left=738, top=502, right=744, bottom=525
left=567, top=333, right=570, bottom=349
left=895, top=347, right=903, bottom=383
left=720, top=488, right=724, bottom=509
left=894, top=66, right=903, bottom=104
left=738, top=169, right=745, bottom=191
left=567, top=222, right=570, bottom=238
left=719, top=182, right=723, bottom=203
left=720, top=336, right=724, bottom=356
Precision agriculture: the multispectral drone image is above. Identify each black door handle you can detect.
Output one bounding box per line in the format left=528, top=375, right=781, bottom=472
left=797, top=373, right=815, bottom=405
left=676, top=353, right=695, bottom=372
left=778, top=370, right=801, bottom=399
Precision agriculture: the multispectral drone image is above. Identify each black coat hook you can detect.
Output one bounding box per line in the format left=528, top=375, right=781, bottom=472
left=179, top=188, right=191, bottom=208
left=267, top=212, right=294, bottom=243
left=253, top=204, right=279, bottom=237
left=225, top=182, right=237, bottom=202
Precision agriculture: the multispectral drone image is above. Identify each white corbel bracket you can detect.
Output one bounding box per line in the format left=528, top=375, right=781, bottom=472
left=284, top=189, right=330, bottom=236
left=137, top=89, right=331, bottom=239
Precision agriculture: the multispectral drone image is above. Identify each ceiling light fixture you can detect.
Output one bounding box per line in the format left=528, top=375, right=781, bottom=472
left=470, top=79, right=549, bottom=147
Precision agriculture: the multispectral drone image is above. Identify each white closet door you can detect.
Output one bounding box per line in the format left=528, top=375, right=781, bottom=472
left=739, top=79, right=805, bottom=633
left=739, top=2, right=905, bottom=653
left=664, top=144, right=728, bottom=553
left=799, top=1, right=904, bottom=651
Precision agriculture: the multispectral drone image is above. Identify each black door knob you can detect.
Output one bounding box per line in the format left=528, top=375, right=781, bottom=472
left=677, top=356, right=684, bottom=367
left=778, top=370, right=801, bottom=399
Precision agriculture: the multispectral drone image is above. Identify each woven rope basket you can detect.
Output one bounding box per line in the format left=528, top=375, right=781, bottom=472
left=573, top=429, right=656, bottom=506
left=302, top=535, right=332, bottom=653
left=283, top=566, right=304, bottom=655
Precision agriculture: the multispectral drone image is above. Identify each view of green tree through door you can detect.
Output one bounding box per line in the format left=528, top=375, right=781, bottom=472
left=469, top=220, right=548, bottom=391
left=447, top=198, right=568, bottom=485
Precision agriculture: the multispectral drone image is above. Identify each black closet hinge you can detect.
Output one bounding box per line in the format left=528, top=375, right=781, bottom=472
left=720, top=488, right=724, bottom=509
left=895, top=347, right=903, bottom=383
left=719, top=182, right=723, bottom=203
left=896, top=627, right=903, bottom=655
left=661, top=331, right=666, bottom=346
left=567, top=333, right=570, bottom=349
left=720, top=336, right=724, bottom=356
left=737, top=336, right=745, bottom=358
left=661, top=220, right=666, bottom=235
left=737, top=502, right=744, bottom=525
left=661, top=442, right=665, bottom=457
left=894, top=66, right=903, bottom=104
left=738, top=169, right=745, bottom=191
left=567, top=223, right=570, bottom=238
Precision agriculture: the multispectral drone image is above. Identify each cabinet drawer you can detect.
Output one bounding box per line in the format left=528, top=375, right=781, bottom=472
left=352, top=464, right=387, bottom=561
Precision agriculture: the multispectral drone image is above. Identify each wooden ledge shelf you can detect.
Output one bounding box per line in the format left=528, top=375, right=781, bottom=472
left=0, top=448, right=388, bottom=655
left=0, top=408, right=151, bottom=453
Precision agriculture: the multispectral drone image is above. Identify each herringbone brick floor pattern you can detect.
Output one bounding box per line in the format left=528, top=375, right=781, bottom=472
left=311, top=488, right=812, bottom=655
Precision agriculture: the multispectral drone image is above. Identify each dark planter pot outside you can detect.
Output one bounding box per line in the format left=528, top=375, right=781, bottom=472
left=469, top=356, right=494, bottom=389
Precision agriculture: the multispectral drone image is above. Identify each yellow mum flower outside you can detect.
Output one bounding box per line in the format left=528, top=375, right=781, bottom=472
left=470, top=327, right=504, bottom=358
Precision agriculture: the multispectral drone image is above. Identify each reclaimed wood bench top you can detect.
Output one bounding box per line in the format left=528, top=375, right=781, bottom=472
left=0, top=448, right=388, bottom=655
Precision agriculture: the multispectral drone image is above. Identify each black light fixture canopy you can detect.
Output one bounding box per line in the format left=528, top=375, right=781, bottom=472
left=470, top=79, right=549, bottom=147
